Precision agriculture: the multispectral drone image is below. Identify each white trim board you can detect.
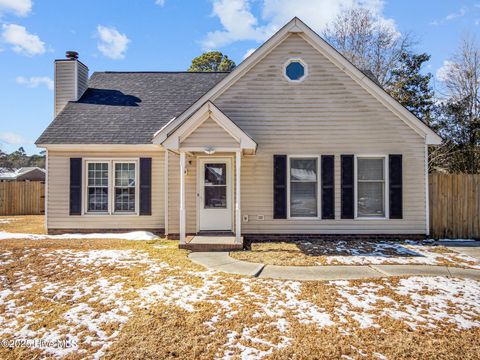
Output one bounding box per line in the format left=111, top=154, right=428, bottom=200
left=38, top=144, right=163, bottom=152
left=153, top=17, right=441, bottom=146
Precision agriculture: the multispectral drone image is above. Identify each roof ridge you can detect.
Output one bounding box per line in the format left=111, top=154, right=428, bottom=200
left=95, top=71, right=232, bottom=74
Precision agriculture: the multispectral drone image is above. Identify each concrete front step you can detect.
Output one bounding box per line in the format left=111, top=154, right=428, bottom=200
left=180, top=235, right=244, bottom=252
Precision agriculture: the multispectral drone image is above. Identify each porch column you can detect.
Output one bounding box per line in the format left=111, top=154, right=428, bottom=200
left=179, top=151, right=186, bottom=244
left=235, top=150, right=241, bottom=244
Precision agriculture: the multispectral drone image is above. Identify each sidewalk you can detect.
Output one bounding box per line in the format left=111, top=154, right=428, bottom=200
left=188, top=252, right=480, bottom=281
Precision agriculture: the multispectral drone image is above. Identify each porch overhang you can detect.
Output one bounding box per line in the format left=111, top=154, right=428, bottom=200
left=159, top=101, right=257, bottom=155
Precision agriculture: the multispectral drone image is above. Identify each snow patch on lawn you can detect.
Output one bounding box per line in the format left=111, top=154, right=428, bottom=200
left=0, top=230, right=159, bottom=241
left=332, top=276, right=480, bottom=330
left=322, top=241, right=480, bottom=269
left=0, top=218, right=16, bottom=224
left=41, top=249, right=155, bottom=268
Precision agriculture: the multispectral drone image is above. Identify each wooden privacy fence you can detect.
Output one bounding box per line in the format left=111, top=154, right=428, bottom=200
left=0, top=181, right=45, bottom=216
left=429, top=173, right=480, bottom=239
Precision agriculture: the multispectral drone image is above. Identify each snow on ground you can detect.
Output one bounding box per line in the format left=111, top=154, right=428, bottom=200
left=1, top=247, right=480, bottom=359
left=0, top=230, right=159, bottom=241
left=332, top=276, right=480, bottom=331
left=0, top=218, right=16, bottom=224
left=304, top=240, right=480, bottom=268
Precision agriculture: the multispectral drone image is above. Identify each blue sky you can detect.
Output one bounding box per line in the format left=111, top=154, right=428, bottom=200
left=0, top=0, right=479, bottom=155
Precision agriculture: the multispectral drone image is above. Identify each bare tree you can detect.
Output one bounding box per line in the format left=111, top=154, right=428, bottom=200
left=433, top=35, right=480, bottom=173
left=440, top=35, right=480, bottom=106
left=323, top=7, right=412, bottom=87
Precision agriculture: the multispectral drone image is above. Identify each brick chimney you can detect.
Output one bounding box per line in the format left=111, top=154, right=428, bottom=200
left=54, top=51, right=89, bottom=116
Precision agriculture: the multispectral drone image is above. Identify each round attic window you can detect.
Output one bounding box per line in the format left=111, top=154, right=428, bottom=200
left=284, top=59, right=307, bottom=82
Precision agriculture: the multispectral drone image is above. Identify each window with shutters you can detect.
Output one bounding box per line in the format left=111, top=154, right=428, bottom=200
left=288, top=157, right=319, bottom=218
left=356, top=157, right=387, bottom=218
left=85, top=159, right=139, bottom=215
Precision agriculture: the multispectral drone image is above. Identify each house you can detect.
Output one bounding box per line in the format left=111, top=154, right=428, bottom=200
left=36, top=18, right=441, bottom=250
left=0, top=167, right=46, bottom=182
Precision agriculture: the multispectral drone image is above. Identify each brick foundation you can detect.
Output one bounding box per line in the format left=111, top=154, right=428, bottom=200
left=166, top=233, right=195, bottom=240
left=48, top=228, right=165, bottom=236
left=179, top=243, right=243, bottom=251
left=242, top=233, right=426, bottom=247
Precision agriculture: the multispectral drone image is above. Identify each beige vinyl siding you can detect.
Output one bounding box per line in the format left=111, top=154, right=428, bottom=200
left=209, top=33, right=427, bottom=234
left=54, top=61, right=77, bottom=116
left=77, top=62, right=89, bottom=99
left=46, top=150, right=164, bottom=230
left=54, top=60, right=89, bottom=116
left=180, top=117, right=239, bottom=148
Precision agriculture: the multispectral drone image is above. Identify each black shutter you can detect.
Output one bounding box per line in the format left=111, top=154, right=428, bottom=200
left=389, top=154, right=403, bottom=219
left=69, top=158, right=82, bottom=215
left=139, top=158, right=152, bottom=216
left=273, top=155, right=287, bottom=219
left=341, top=155, right=354, bottom=219
left=321, top=155, right=335, bottom=219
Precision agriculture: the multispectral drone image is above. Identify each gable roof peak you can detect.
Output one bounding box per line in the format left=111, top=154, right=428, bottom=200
left=154, top=16, right=441, bottom=145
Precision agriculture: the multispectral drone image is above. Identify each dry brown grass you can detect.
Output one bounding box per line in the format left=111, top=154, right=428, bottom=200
left=1, top=217, right=479, bottom=359
left=231, top=241, right=480, bottom=268
left=0, top=215, right=46, bottom=234
left=232, top=242, right=324, bottom=266
left=268, top=326, right=480, bottom=360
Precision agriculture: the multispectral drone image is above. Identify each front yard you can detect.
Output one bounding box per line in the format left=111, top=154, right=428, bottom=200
left=231, top=240, right=480, bottom=268
left=0, top=216, right=479, bottom=359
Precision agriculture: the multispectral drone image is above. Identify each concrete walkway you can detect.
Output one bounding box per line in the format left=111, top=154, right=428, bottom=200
left=188, top=252, right=480, bottom=281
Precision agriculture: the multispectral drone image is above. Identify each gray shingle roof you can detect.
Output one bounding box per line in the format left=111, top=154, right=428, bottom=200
left=36, top=71, right=229, bottom=144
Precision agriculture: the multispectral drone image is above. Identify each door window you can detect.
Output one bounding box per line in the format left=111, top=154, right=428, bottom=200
left=204, top=163, right=227, bottom=208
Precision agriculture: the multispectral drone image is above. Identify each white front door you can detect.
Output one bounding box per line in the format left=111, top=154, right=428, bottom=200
left=198, top=158, right=232, bottom=231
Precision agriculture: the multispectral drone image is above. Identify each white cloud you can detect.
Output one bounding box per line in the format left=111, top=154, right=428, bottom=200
left=0, top=132, right=29, bottom=145
left=431, top=6, right=468, bottom=25
left=445, top=7, right=466, bottom=21
left=1, top=24, right=45, bottom=56
left=436, top=60, right=455, bottom=82
left=16, top=76, right=54, bottom=90
left=202, top=0, right=271, bottom=50
left=155, top=0, right=165, bottom=6
left=0, top=0, right=32, bottom=17
left=202, top=0, right=392, bottom=49
left=96, top=25, right=130, bottom=60
left=243, top=48, right=256, bottom=59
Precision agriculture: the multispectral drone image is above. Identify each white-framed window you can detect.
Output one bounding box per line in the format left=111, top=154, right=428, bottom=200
left=284, top=58, right=308, bottom=82
left=355, top=156, right=388, bottom=218
left=288, top=156, right=319, bottom=218
left=84, top=159, right=139, bottom=215
left=86, top=162, right=109, bottom=213
left=114, top=161, right=137, bottom=213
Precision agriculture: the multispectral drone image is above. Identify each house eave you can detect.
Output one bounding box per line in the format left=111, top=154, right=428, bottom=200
left=37, top=144, right=164, bottom=152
